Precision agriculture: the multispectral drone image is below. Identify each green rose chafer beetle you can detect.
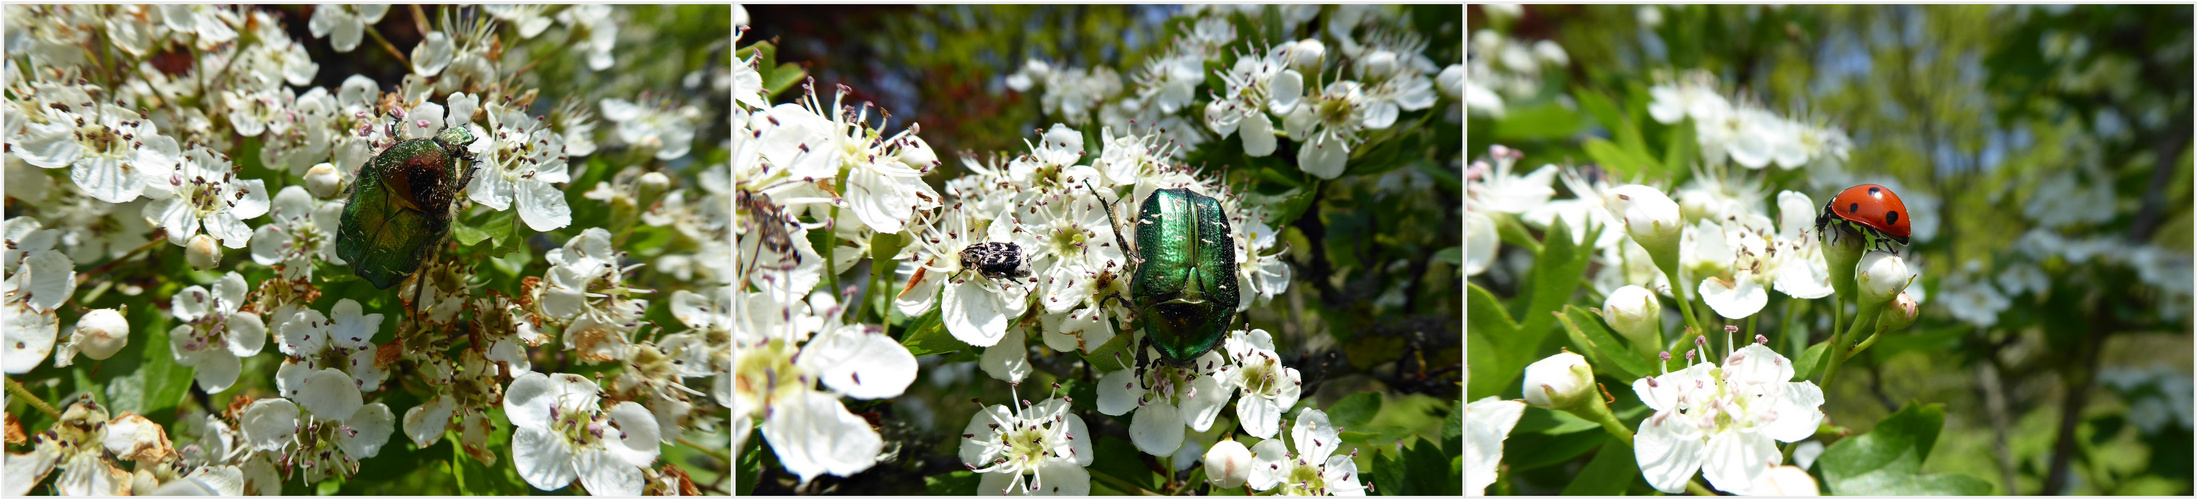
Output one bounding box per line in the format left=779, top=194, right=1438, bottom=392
left=338, top=121, right=478, bottom=290
left=1089, top=182, right=1242, bottom=388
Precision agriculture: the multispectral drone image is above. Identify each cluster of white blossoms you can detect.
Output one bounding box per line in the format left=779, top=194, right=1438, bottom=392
left=1462, top=25, right=1569, bottom=118
left=1011, top=4, right=1461, bottom=180
left=4, top=5, right=730, bottom=495
left=1648, top=69, right=1854, bottom=172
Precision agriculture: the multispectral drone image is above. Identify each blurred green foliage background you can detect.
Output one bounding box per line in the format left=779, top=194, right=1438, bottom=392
left=1469, top=4, right=2192, bottom=495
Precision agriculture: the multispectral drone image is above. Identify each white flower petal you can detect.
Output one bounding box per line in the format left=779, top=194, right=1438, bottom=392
left=194, top=351, right=242, bottom=394
left=295, top=368, right=364, bottom=418
left=1290, top=408, right=1340, bottom=463
left=604, top=401, right=662, bottom=468
left=241, top=399, right=300, bottom=452
left=1096, top=369, right=1143, bottom=416
left=979, top=329, right=1032, bottom=383
left=404, top=395, right=458, bottom=448
left=760, top=390, right=883, bottom=484
left=513, top=426, right=578, bottom=491
left=1635, top=410, right=1709, bottom=494
left=1701, top=430, right=1779, bottom=495
left=575, top=447, right=643, bottom=496
left=1128, top=401, right=1185, bottom=456
left=1466, top=397, right=1529, bottom=495
left=942, top=279, right=1010, bottom=347
left=340, top=403, right=394, bottom=459
left=1701, top=274, right=1768, bottom=319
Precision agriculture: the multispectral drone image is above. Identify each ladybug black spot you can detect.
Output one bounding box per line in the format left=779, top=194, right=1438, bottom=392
left=1869, top=186, right=1881, bottom=196
left=1886, top=211, right=1899, bottom=225
left=1848, top=203, right=1859, bottom=214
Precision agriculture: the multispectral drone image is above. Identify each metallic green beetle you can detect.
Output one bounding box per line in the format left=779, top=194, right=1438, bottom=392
left=338, top=125, right=477, bottom=290
left=1091, top=184, right=1241, bottom=387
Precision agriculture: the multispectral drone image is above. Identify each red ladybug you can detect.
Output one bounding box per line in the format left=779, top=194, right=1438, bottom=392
left=1816, top=184, right=1911, bottom=250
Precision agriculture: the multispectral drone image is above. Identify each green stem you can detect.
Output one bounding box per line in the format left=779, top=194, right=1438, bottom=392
left=1575, top=392, right=1635, bottom=446
left=1745, top=313, right=1759, bottom=346
left=1662, top=267, right=1707, bottom=347
left=6, top=377, right=61, bottom=419
left=1088, top=468, right=1162, bottom=496
left=1820, top=299, right=1885, bottom=391
left=677, top=436, right=730, bottom=464
left=1687, top=480, right=1718, bottom=496
left=1849, top=325, right=1890, bottom=356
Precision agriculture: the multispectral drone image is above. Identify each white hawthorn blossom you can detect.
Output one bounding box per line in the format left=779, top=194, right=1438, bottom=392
left=1097, top=348, right=1231, bottom=457
left=1222, top=329, right=1302, bottom=439
left=1205, top=47, right=1304, bottom=157
left=1632, top=342, right=1825, bottom=495
left=143, top=146, right=270, bottom=249
left=1466, top=397, right=1528, bottom=495
left=167, top=272, right=267, bottom=394
left=1246, top=408, right=1367, bottom=495
left=249, top=186, right=347, bottom=280
left=733, top=290, right=918, bottom=484
left=9, top=84, right=184, bottom=204
left=959, top=385, right=1095, bottom=495
left=307, top=4, right=390, bottom=53
left=467, top=98, right=575, bottom=232
left=503, top=372, right=662, bottom=495
left=236, top=383, right=395, bottom=484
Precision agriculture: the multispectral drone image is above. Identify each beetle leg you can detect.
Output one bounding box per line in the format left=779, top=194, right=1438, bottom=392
left=1079, top=179, right=1138, bottom=266
left=1135, top=334, right=1150, bottom=391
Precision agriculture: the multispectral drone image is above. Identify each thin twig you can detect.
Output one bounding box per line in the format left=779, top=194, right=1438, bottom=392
left=6, top=377, right=61, bottom=419
left=366, top=24, right=412, bottom=67
left=75, top=238, right=163, bottom=285
left=677, top=436, right=730, bottom=464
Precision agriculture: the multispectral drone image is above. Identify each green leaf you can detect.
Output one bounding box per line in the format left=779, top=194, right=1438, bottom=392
left=1663, top=117, right=1698, bottom=175
left=1492, top=100, right=1586, bottom=140
left=1518, top=217, right=1598, bottom=353
left=1560, top=439, right=1641, bottom=495
left=736, top=426, right=762, bottom=495
left=479, top=210, right=519, bottom=249
left=896, top=304, right=961, bottom=357
left=1583, top=137, right=1662, bottom=181
left=489, top=248, right=533, bottom=277
left=1502, top=427, right=1608, bottom=471
left=1575, top=88, right=1650, bottom=161
left=1817, top=402, right=1994, bottom=495
left=1404, top=436, right=1460, bottom=495
left=1512, top=405, right=1602, bottom=436
left=1326, top=392, right=1383, bottom=430
left=925, top=470, right=981, bottom=495
left=451, top=223, right=490, bottom=247
left=1369, top=447, right=1407, bottom=497
left=1557, top=305, right=1653, bottom=380
left=1466, top=283, right=1519, bottom=399
left=1791, top=340, right=1831, bottom=382
left=138, top=322, right=194, bottom=417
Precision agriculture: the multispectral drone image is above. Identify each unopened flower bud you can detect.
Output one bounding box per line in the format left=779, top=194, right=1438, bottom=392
left=187, top=234, right=222, bottom=270
left=1601, top=285, right=1662, bottom=354
left=1534, top=40, right=1571, bottom=67
left=72, top=308, right=130, bottom=361
left=1522, top=351, right=1595, bottom=410
left=1604, top=185, right=1684, bottom=271
left=1204, top=439, right=1252, bottom=489
left=1361, top=49, right=1399, bottom=78
left=306, top=163, right=344, bottom=199
left=635, top=171, right=672, bottom=209
left=1856, top=251, right=1914, bottom=307
left=1437, top=64, right=1466, bottom=99
left=1748, top=465, right=1821, bottom=496
left=1290, top=39, right=1326, bottom=73
left=1877, top=291, right=1920, bottom=332
left=898, top=135, right=940, bottom=169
